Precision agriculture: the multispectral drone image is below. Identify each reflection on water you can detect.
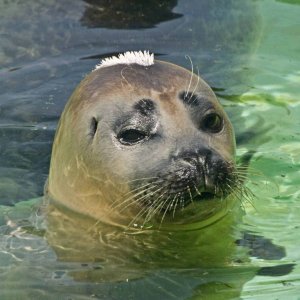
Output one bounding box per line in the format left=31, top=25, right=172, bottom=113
left=0, top=0, right=300, bottom=299
left=0, top=126, right=52, bottom=205
left=81, top=0, right=182, bottom=29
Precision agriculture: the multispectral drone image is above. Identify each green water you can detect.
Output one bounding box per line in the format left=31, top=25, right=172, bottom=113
left=234, top=1, right=300, bottom=298
left=0, top=0, right=300, bottom=299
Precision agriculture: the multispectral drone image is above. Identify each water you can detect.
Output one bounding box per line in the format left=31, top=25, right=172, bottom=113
left=0, top=0, right=300, bottom=299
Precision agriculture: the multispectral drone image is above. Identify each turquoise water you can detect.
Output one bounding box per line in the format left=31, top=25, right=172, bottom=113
left=0, top=0, right=300, bottom=299
left=234, top=1, right=300, bottom=298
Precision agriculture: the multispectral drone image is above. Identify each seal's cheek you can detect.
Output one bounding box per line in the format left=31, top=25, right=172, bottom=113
left=211, top=128, right=236, bottom=162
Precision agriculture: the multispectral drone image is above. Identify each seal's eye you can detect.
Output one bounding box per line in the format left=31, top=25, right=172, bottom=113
left=118, top=129, right=147, bottom=145
left=201, top=113, right=223, bottom=133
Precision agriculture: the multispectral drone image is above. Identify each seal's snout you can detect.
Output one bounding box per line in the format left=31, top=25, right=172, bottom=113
left=171, top=148, right=211, bottom=191
left=162, top=146, right=234, bottom=206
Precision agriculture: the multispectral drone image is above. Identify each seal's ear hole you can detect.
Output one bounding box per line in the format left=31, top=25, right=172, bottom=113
left=117, top=129, right=147, bottom=145
left=201, top=113, right=223, bottom=133
left=90, top=117, right=98, bottom=137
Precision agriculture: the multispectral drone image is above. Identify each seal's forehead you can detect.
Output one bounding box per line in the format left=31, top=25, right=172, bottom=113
left=91, top=55, right=210, bottom=94
left=85, top=51, right=217, bottom=111
left=93, top=51, right=195, bottom=84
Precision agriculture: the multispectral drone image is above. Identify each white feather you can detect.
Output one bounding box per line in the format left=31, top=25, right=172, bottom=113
left=94, top=51, right=154, bottom=69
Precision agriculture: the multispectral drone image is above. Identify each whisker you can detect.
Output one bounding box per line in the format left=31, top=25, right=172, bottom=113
left=187, top=186, right=195, bottom=208
left=157, top=194, right=172, bottom=215
left=153, top=195, right=173, bottom=227
left=226, top=184, right=246, bottom=211
left=227, top=181, right=257, bottom=211
left=172, top=194, right=180, bottom=218
left=109, top=183, right=156, bottom=212
left=126, top=187, right=171, bottom=228
left=143, top=191, right=169, bottom=225
left=236, top=166, right=263, bottom=176
left=241, top=188, right=257, bottom=210
left=112, top=185, right=164, bottom=214
left=194, top=184, right=202, bottom=196
left=118, top=181, right=153, bottom=199
left=188, top=65, right=200, bottom=103
left=185, top=55, right=194, bottom=97
left=127, top=205, right=151, bottom=229
left=161, top=195, right=177, bottom=225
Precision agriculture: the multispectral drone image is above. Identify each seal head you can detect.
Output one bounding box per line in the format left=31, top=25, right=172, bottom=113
left=47, top=51, right=236, bottom=229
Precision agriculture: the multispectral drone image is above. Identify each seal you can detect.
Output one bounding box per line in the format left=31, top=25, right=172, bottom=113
left=46, top=51, right=237, bottom=230
left=44, top=51, right=250, bottom=287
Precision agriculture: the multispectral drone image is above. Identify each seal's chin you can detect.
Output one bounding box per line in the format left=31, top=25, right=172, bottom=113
left=128, top=188, right=236, bottom=232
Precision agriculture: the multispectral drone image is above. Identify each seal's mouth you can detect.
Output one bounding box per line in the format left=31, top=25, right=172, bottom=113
left=155, top=188, right=227, bottom=213
left=131, top=179, right=228, bottom=214
left=192, top=191, right=216, bottom=202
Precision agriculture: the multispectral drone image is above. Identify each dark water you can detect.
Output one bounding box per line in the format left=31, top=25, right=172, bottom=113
left=0, top=0, right=300, bottom=299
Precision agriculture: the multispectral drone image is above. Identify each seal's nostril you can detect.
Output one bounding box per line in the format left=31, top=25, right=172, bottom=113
left=173, top=148, right=212, bottom=166
left=196, top=148, right=212, bottom=158
left=181, top=156, right=198, bottom=166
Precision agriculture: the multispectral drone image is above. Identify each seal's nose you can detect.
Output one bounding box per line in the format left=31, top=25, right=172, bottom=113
left=171, top=147, right=219, bottom=192
left=173, top=147, right=212, bottom=167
